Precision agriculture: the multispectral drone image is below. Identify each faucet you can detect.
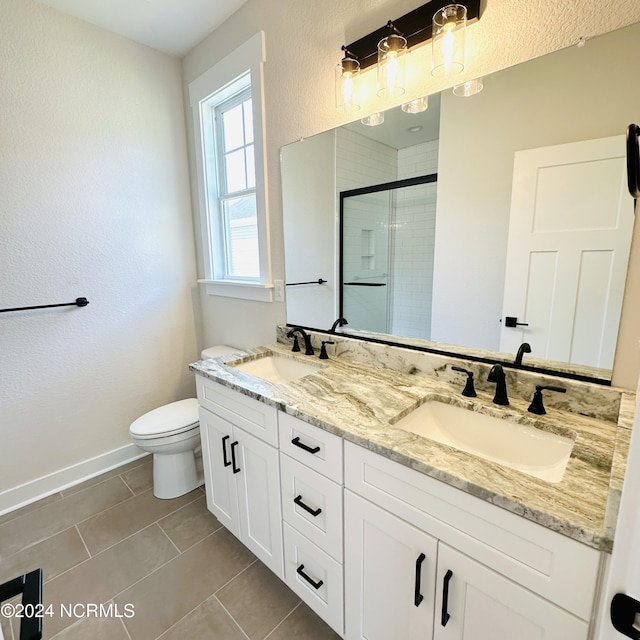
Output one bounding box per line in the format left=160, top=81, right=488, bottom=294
left=286, top=327, right=314, bottom=355
left=451, top=366, right=477, bottom=397
left=487, top=364, right=509, bottom=405
left=329, top=317, right=348, bottom=333
left=528, top=385, right=566, bottom=415
left=514, top=342, right=531, bottom=365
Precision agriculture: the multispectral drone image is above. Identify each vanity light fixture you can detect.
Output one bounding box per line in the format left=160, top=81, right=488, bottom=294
left=337, top=0, right=480, bottom=110
left=402, top=95, right=429, bottom=113
left=361, top=112, right=385, bottom=127
left=335, top=47, right=361, bottom=113
left=432, top=4, right=467, bottom=78
left=377, top=22, right=407, bottom=98
left=452, top=77, right=483, bottom=96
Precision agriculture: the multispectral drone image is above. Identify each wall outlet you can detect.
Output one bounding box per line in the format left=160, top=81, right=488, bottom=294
left=274, top=279, right=285, bottom=302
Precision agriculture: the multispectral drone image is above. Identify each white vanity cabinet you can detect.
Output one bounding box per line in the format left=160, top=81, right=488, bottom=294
left=278, top=412, right=345, bottom=635
left=344, top=442, right=600, bottom=640
left=196, top=376, right=284, bottom=578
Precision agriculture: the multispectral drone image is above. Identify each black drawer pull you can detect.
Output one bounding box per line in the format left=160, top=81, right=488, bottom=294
left=294, top=495, right=322, bottom=517
left=296, top=564, right=323, bottom=590
left=291, top=436, right=320, bottom=454
left=441, top=569, right=453, bottom=627
left=221, top=435, right=232, bottom=467
left=230, top=441, right=241, bottom=474
left=414, top=553, right=426, bottom=607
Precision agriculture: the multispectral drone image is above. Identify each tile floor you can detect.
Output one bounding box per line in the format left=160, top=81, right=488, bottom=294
left=0, top=457, right=340, bottom=639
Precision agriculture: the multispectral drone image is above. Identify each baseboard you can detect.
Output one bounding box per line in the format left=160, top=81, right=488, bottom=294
left=0, top=443, right=148, bottom=516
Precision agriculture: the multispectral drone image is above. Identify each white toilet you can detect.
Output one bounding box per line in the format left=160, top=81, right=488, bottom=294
left=129, top=345, right=240, bottom=499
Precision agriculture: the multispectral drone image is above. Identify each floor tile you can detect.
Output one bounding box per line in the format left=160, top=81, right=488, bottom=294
left=0, top=477, right=133, bottom=559
left=60, top=456, right=149, bottom=497
left=77, top=488, right=200, bottom=555
left=119, top=458, right=153, bottom=495
left=116, top=528, right=255, bottom=640
left=217, top=562, right=300, bottom=640
left=266, top=603, right=341, bottom=640
left=0, top=527, right=88, bottom=585
left=157, top=595, right=246, bottom=640
left=42, top=524, right=178, bottom=637
left=0, top=493, right=63, bottom=527
left=158, top=495, right=221, bottom=552
left=50, top=604, right=131, bottom=640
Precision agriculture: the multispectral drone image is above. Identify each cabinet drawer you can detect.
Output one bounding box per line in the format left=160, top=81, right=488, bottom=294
left=280, top=453, right=343, bottom=562
left=196, top=375, right=278, bottom=446
left=279, top=412, right=343, bottom=482
left=283, top=522, right=344, bottom=636
left=344, top=442, right=601, bottom=621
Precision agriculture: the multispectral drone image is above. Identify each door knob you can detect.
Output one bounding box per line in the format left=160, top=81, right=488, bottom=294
left=504, top=316, right=529, bottom=327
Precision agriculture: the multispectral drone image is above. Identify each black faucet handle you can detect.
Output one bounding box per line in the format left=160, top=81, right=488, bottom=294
left=319, top=341, right=335, bottom=360
left=451, top=366, right=477, bottom=397
left=528, top=385, right=566, bottom=415
left=290, top=335, right=301, bottom=352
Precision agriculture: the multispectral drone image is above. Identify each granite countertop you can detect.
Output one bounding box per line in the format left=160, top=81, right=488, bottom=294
left=190, top=343, right=634, bottom=553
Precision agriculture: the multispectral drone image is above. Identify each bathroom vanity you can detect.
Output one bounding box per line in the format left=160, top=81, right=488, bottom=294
left=190, top=335, right=633, bottom=639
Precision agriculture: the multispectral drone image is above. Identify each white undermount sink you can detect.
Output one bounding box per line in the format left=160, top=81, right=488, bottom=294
left=392, top=399, right=575, bottom=483
left=229, top=353, right=324, bottom=384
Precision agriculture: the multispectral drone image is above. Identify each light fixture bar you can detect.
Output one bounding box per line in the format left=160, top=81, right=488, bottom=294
left=342, top=0, right=481, bottom=71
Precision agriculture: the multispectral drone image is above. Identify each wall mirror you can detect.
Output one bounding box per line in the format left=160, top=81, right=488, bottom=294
left=281, top=22, right=640, bottom=383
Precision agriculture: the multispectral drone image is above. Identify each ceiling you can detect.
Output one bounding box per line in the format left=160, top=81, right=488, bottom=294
left=35, top=0, right=249, bottom=57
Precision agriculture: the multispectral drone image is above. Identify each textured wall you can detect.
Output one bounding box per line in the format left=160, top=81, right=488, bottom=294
left=182, top=0, right=640, bottom=387
left=0, top=0, right=199, bottom=496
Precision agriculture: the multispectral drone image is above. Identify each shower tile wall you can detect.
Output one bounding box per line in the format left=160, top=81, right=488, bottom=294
left=394, top=140, right=439, bottom=339
left=336, top=129, right=397, bottom=331
left=336, top=130, right=439, bottom=339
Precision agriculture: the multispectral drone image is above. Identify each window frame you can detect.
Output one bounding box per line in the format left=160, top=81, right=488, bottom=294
left=189, top=32, right=273, bottom=301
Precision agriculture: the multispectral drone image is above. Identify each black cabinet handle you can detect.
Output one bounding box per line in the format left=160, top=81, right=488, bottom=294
left=294, top=495, right=322, bottom=517
left=230, top=441, right=241, bottom=474
left=441, top=569, right=453, bottom=627
left=221, top=435, right=232, bottom=467
left=296, top=564, right=324, bottom=590
left=414, top=553, right=426, bottom=607
left=291, top=436, right=320, bottom=455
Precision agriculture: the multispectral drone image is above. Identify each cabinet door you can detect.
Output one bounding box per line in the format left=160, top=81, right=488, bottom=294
left=199, top=407, right=240, bottom=538
left=235, top=427, right=284, bottom=578
left=433, top=544, right=589, bottom=640
left=345, top=491, right=437, bottom=640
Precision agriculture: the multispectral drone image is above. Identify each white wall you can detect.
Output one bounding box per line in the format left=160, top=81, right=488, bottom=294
left=0, top=0, right=199, bottom=506
left=281, top=130, right=337, bottom=329
left=182, top=0, right=640, bottom=388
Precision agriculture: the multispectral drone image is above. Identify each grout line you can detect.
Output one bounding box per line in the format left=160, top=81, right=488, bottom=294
left=75, top=523, right=93, bottom=559
left=120, top=615, right=133, bottom=640
left=263, top=601, right=303, bottom=639
left=213, top=558, right=258, bottom=597
left=213, top=594, right=251, bottom=640
left=157, top=521, right=182, bottom=556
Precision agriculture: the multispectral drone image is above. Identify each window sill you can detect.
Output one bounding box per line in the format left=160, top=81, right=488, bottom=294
left=198, top=279, right=274, bottom=302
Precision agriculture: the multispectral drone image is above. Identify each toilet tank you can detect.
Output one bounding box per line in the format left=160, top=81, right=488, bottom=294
left=201, top=345, right=241, bottom=359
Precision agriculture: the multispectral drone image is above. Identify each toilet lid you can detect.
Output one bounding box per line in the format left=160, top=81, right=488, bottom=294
left=129, top=398, right=199, bottom=439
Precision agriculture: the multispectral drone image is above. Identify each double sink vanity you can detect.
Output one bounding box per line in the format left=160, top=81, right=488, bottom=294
left=190, top=328, right=634, bottom=639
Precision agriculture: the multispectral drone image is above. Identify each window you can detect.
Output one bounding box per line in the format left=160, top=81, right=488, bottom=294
left=189, top=32, right=273, bottom=301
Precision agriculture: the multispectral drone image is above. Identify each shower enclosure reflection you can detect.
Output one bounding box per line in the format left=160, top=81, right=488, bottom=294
left=340, top=176, right=438, bottom=338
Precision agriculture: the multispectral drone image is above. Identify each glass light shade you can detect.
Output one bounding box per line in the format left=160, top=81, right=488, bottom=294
left=335, top=57, right=360, bottom=113
left=401, top=96, right=429, bottom=113
left=432, top=4, right=467, bottom=78
left=361, top=112, right=385, bottom=127
left=377, top=33, right=407, bottom=98
left=453, top=78, right=483, bottom=97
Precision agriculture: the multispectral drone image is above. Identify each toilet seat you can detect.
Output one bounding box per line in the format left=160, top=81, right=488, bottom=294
left=129, top=398, right=199, bottom=440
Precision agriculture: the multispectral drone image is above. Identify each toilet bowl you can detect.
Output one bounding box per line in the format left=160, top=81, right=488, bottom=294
left=129, top=345, right=239, bottom=499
